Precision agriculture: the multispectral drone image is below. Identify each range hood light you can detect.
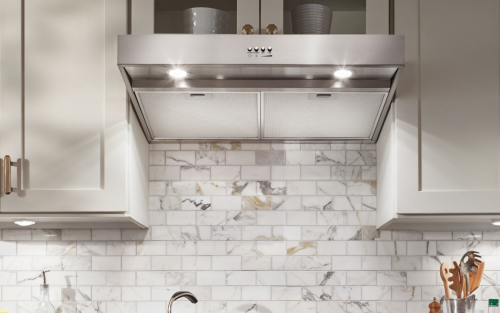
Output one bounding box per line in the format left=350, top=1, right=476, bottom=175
left=333, top=69, right=353, bottom=79
left=14, top=220, right=36, bottom=226
left=168, top=69, right=187, bottom=79
left=492, top=219, right=500, bottom=226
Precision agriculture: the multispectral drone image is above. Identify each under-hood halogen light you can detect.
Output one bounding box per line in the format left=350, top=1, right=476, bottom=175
left=492, top=219, right=500, bottom=226
left=14, top=220, right=36, bottom=226
left=333, top=69, right=353, bottom=79
left=168, top=69, right=187, bottom=79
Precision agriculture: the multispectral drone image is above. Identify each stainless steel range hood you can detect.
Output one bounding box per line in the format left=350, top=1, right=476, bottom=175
left=118, top=34, right=404, bottom=143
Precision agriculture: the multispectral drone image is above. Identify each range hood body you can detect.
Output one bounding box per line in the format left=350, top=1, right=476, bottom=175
left=118, top=34, right=404, bottom=143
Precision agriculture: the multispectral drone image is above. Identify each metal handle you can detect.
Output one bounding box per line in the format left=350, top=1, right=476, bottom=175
left=4, top=155, right=12, bottom=194
left=316, top=94, right=332, bottom=98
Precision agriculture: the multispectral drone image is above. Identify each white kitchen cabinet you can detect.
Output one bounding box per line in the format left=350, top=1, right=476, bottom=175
left=0, top=0, right=149, bottom=228
left=377, top=0, right=500, bottom=230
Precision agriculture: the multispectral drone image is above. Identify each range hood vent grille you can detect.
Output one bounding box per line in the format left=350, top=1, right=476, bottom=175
left=137, top=92, right=260, bottom=139
left=262, top=92, right=387, bottom=139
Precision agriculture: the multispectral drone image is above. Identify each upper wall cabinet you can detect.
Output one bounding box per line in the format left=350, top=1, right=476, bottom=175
left=377, top=0, right=500, bottom=230
left=153, top=0, right=388, bottom=35
left=0, top=0, right=149, bottom=228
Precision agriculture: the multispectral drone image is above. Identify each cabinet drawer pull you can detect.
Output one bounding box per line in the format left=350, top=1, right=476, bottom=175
left=4, top=155, right=12, bottom=195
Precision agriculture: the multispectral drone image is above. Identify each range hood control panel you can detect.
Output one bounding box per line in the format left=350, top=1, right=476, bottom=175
left=247, top=46, right=272, bottom=53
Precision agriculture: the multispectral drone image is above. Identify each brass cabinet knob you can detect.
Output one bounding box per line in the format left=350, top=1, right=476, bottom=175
left=242, top=24, right=254, bottom=35
left=266, top=24, right=278, bottom=35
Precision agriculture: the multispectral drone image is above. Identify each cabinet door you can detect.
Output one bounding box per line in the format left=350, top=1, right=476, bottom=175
left=394, top=0, right=500, bottom=214
left=0, top=0, right=129, bottom=213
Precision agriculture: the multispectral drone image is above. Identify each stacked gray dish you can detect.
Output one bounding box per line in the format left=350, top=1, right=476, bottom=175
left=184, top=7, right=229, bottom=34
left=291, top=4, right=332, bottom=34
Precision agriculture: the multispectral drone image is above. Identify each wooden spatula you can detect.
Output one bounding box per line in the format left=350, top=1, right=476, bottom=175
left=440, top=262, right=453, bottom=299
left=462, top=261, right=485, bottom=295
left=448, top=261, right=464, bottom=298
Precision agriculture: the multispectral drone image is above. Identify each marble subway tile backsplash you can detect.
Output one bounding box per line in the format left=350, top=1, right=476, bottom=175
left=0, top=142, right=497, bottom=313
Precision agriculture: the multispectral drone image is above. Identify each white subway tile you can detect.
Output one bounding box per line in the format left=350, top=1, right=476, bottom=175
left=287, top=181, right=317, bottom=195
left=286, top=151, right=315, bottom=165
left=17, top=242, right=46, bottom=256
left=2, top=230, right=31, bottom=241
left=181, top=196, right=212, bottom=211
left=181, top=166, right=211, bottom=180
left=226, top=151, right=255, bottom=165
left=211, top=166, right=241, bottom=180
left=241, top=226, right=271, bottom=240
left=107, top=272, right=136, bottom=286
left=137, top=241, right=167, bottom=256
left=257, top=272, right=286, bottom=286
left=196, top=271, right=227, bottom=286
left=152, top=256, right=182, bottom=270
left=316, top=151, right=345, bottom=165
left=257, top=212, right=286, bottom=226
left=181, top=142, right=210, bottom=151
left=92, top=229, right=121, bottom=241
left=182, top=256, right=212, bottom=271
left=242, top=196, right=271, bottom=211
left=271, top=287, right=301, bottom=300
left=242, top=256, right=272, bottom=270
left=196, top=151, right=226, bottom=165
left=271, top=166, right=300, bottom=180
left=149, top=166, right=180, bottom=180
left=122, top=256, right=151, bottom=270
left=61, top=229, right=91, bottom=241
left=271, top=143, right=301, bottom=151
left=241, top=143, right=271, bottom=151
left=287, top=271, right=316, bottom=285
left=166, top=151, right=195, bottom=165
left=241, top=166, right=271, bottom=180
left=271, top=196, right=301, bottom=210
left=317, top=181, right=346, bottom=195
left=331, top=256, right=362, bottom=270
left=212, top=286, right=241, bottom=300
left=242, top=286, right=271, bottom=300
left=212, top=196, right=242, bottom=210
left=92, top=287, right=121, bottom=301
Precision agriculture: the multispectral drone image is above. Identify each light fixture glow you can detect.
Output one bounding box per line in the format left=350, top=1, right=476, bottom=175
left=492, top=219, right=500, bottom=226
left=333, top=69, right=353, bottom=79
left=168, top=69, right=187, bottom=79
left=14, top=220, right=36, bottom=226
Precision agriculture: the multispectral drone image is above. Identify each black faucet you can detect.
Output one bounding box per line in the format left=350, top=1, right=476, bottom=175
left=168, top=291, right=198, bottom=313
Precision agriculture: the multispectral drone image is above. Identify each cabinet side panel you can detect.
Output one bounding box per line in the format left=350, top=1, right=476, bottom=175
left=237, top=0, right=259, bottom=35
left=128, top=107, right=149, bottom=227
left=377, top=105, right=396, bottom=228
left=260, top=0, right=283, bottom=34
left=420, top=0, right=500, bottom=191
left=366, top=0, right=389, bottom=35
left=132, top=0, right=154, bottom=34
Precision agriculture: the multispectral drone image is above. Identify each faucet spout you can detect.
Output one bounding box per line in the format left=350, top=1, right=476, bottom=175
left=168, top=291, right=198, bottom=313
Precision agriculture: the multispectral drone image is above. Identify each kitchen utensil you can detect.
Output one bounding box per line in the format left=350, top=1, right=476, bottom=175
left=440, top=294, right=476, bottom=313
left=184, top=27, right=227, bottom=34
left=183, top=7, right=229, bottom=34
left=467, top=260, right=485, bottom=294
left=183, top=17, right=229, bottom=29
left=460, top=251, right=482, bottom=296
left=448, top=261, right=464, bottom=298
left=291, top=4, right=332, bottom=34
left=183, top=8, right=229, bottom=21
left=440, top=262, right=453, bottom=299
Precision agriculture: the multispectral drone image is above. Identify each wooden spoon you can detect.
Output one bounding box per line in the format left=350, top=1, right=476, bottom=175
left=448, top=261, right=463, bottom=298
left=462, top=261, right=485, bottom=295
left=440, top=262, right=453, bottom=299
